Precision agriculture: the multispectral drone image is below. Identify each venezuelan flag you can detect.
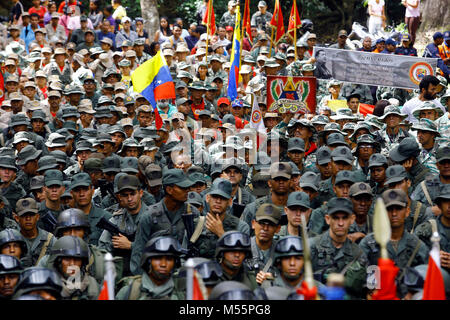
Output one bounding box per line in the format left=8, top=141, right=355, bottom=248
left=227, top=5, right=241, bottom=102
left=131, top=51, right=176, bottom=128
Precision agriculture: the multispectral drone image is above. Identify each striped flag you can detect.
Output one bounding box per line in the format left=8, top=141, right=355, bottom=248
left=423, top=234, right=446, bottom=300
left=227, top=5, right=241, bottom=102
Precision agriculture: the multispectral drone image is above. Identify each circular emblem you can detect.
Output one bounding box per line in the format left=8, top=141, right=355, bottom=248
left=252, top=110, right=262, bottom=123
left=22, top=200, right=29, bottom=206
left=409, top=62, right=434, bottom=85
left=343, top=171, right=349, bottom=177
left=322, top=150, right=329, bottom=157
left=359, top=183, right=366, bottom=190
left=264, top=205, right=273, bottom=215
left=296, top=193, right=303, bottom=201
left=340, top=148, right=347, bottom=155
left=278, top=163, right=285, bottom=171
left=389, top=190, right=397, bottom=199
left=189, top=193, right=195, bottom=199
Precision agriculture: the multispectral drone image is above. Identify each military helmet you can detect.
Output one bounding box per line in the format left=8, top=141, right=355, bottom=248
left=14, top=294, right=46, bottom=300
left=254, top=286, right=293, bottom=300
left=12, top=267, right=62, bottom=299
left=140, top=236, right=184, bottom=271
left=215, top=231, right=251, bottom=260
left=178, top=258, right=223, bottom=287
left=54, top=208, right=90, bottom=237
left=48, top=236, right=90, bottom=269
left=0, top=229, right=28, bottom=255
left=0, top=254, right=23, bottom=275
left=273, top=236, right=303, bottom=264
left=209, top=281, right=255, bottom=300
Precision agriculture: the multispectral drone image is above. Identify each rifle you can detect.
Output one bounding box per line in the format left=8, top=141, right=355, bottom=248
left=181, top=204, right=201, bottom=259
left=96, top=216, right=135, bottom=242
left=98, top=179, right=117, bottom=202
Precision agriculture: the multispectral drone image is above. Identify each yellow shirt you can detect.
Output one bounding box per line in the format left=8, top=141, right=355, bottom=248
left=112, top=5, right=127, bottom=20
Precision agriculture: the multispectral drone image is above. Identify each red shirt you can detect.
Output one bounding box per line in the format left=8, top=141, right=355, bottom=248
left=234, top=116, right=248, bottom=130
left=28, top=6, right=47, bottom=27
left=191, top=100, right=205, bottom=120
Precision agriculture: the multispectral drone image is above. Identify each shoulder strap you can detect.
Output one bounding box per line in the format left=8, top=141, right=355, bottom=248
left=36, top=233, right=53, bottom=265
left=190, top=216, right=206, bottom=243
left=420, top=181, right=433, bottom=206
left=340, top=249, right=363, bottom=276
left=397, top=238, right=422, bottom=282
left=127, top=277, right=143, bottom=300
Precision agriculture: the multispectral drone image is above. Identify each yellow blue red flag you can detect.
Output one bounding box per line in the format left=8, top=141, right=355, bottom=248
left=227, top=5, right=241, bottom=102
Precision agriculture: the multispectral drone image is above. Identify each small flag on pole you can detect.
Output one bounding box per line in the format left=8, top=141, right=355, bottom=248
left=269, top=0, right=285, bottom=45
left=202, top=0, right=216, bottom=36
left=287, top=0, right=301, bottom=41
left=423, top=229, right=446, bottom=300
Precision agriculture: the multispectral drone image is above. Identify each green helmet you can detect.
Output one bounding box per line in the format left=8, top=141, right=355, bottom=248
left=273, top=236, right=303, bottom=265
left=54, top=208, right=90, bottom=237
left=140, top=236, right=184, bottom=272
left=0, top=254, right=23, bottom=275
left=12, top=267, right=62, bottom=300
left=178, top=258, right=223, bottom=287
left=0, top=229, right=28, bottom=255
left=215, top=231, right=251, bottom=260
left=48, top=236, right=89, bottom=270
left=208, top=281, right=255, bottom=300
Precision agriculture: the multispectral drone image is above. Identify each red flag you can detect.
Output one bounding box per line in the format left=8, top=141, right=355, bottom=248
left=287, top=0, right=301, bottom=40
left=202, top=0, right=216, bottom=35
left=358, top=103, right=374, bottom=116
left=423, top=243, right=446, bottom=300
left=269, top=0, right=285, bottom=44
left=98, top=280, right=109, bottom=300
left=193, top=270, right=207, bottom=300
left=371, top=258, right=400, bottom=300
left=242, top=0, right=252, bottom=42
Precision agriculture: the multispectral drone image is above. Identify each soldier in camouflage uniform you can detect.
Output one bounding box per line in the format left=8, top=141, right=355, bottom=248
left=436, top=89, right=450, bottom=144
left=133, top=38, right=151, bottom=66
left=414, top=185, right=450, bottom=273
left=411, top=145, right=450, bottom=208
left=0, top=156, right=26, bottom=214
left=368, top=153, right=388, bottom=196
left=411, top=118, right=441, bottom=175
left=43, top=48, right=73, bottom=86
left=15, top=145, right=42, bottom=196
left=286, top=41, right=310, bottom=76
left=359, top=189, right=429, bottom=297
left=116, top=236, right=184, bottom=300
left=278, top=191, right=316, bottom=237
left=374, top=105, right=412, bottom=158
left=251, top=1, right=273, bottom=32
left=219, top=1, right=237, bottom=29
left=310, top=197, right=368, bottom=298
left=347, top=182, right=374, bottom=244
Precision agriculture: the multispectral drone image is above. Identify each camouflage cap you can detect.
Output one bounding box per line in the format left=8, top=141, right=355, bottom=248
left=16, top=198, right=38, bottom=216
left=102, top=156, right=121, bottom=173
left=327, top=197, right=353, bottom=216
left=327, top=132, right=348, bottom=147
left=411, top=118, right=440, bottom=135
left=349, top=182, right=373, bottom=197
left=385, top=165, right=408, bottom=185
left=287, top=137, right=305, bottom=152
left=264, top=58, right=280, bottom=68
left=187, top=192, right=203, bottom=206
left=30, top=175, right=45, bottom=191
left=16, top=145, right=42, bottom=166
left=118, top=59, right=131, bottom=67
left=299, top=172, right=320, bottom=192
left=381, top=189, right=408, bottom=208
left=10, top=114, right=29, bottom=127
left=208, top=178, right=233, bottom=199
left=331, top=146, right=354, bottom=165
left=256, top=203, right=282, bottom=224
left=120, top=157, right=139, bottom=174
left=368, top=153, right=388, bottom=168
left=335, top=170, right=355, bottom=185
left=389, top=137, right=420, bottom=163
left=117, top=174, right=140, bottom=193
left=316, top=146, right=332, bottom=165
left=434, top=184, right=450, bottom=203
left=83, top=158, right=103, bottom=172
left=311, top=114, right=330, bottom=126
left=222, top=157, right=244, bottom=172
left=45, top=133, right=66, bottom=148
left=13, top=131, right=33, bottom=145
left=71, top=172, right=92, bottom=189
left=330, top=108, right=356, bottom=121
left=355, top=134, right=379, bottom=148
left=0, top=156, right=17, bottom=171
left=162, top=168, right=194, bottom=188
left=270, top=162, right=292, bottom=179
left=436, top=145, right=450, bottom=162
left=412, top=101, right=444, bottom=119
left=44, top=169, right=64, bottom=187
left=379, top=105, right=407, bottom=121
left=301, top=63, right=316, bottom=72
left=145, top=164, right=163, bottom=187
left=37, top=156, right=58, bottom=172
left=251, top=172, right=270, bottom=197
left=31, top=110, right=48, bottom=123
left=286, top=191, right=311, bottom=209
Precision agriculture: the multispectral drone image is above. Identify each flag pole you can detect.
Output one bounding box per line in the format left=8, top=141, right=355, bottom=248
left=205, top=0, right=213, bottom=62
left=239, top=3, right=245, bottom=70
left=269, top=27, right=274, bottom=58
left=104, top=252, right=116, bottom=300
left=185, top=258, right=194, bottom=300
left=294, top=0, right=297, bottom=60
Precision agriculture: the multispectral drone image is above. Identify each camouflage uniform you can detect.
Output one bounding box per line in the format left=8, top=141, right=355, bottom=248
left=250, top=11, right=273, bottom=32
left=418, top=143, right=439, bottom=175
left=374, top=128, right=411, bottom=158
left=22, top=228, right=56, bottom=267
left=220, top=11, right=236, bottom=28
left=135, top=52, right=152, bottom=66
left=43, top=60, right=73, bottom=86
left=411, top=173, right=446, bottom=206
left=116, top=272, right=179, bottom=300
left=414, top=215, right=450, bottom=253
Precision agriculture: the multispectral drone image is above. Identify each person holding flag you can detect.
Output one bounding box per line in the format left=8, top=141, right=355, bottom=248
left=131, top=50, right=177, bottom=130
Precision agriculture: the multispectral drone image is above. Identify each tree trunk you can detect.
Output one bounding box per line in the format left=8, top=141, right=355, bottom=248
left=141, top=0, right=160, bottom=41
left=419, top=0, right=450, bottom=31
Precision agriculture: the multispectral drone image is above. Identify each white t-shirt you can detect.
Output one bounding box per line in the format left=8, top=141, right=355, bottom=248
left=369, top=0, right=385, bottom=17
left=402, top=97, right=445, bottom=123
left=405, top=0, right=420, bottom=17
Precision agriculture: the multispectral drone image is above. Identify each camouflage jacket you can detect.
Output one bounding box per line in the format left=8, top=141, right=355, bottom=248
left=411, top=173, right=446, bottom=206
left=414, top=215, right=450, bottom=253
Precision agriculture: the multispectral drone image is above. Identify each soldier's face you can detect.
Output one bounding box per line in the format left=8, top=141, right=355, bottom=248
left=222, top=251, right=245, bottom=269
left=384, top=114, right=402, bottom=129
left=44, top=185, right=65, bottom=201
left=333, top=182, right=352, bottom=198
left=149, top=256, right=175, bottom=279
left=61, top=227, right=86, bottom=239
left=280, top=255, right=304, bottom=279
left=438, top=199, right=450, bottom=220
left=437, top=159, right=450, bottom=178
left=167, top=185, right=189, bottom=202
left=331, top=160, right=352, bottom=176
left=61, top=257, right=83, bottom=278
left=190, top=182, right=206, bottom=194
left=387, top=178, right=410, bottom=195
left=317, top=161, right=332, bottom=179
left=351, top=194, right=372, bottom=216
left=285, top=205, right=311, bottom=227
left=387, top=205, right=410, bottom=228
left=0, top=273, right=20, bottom=297
left=71, top=185, right=94, bottom=207
left=419, top=110, right=438, bottom=121
left=0, top=168, right=16, bottom=183
left=222, top=167, right=242, bottom=186
left=31, top=119, right=45, bottom=132
left=14, top=213, right=39, bottom=232
left=325, top=213, right=354, bottom=237
left=32, top=188, right=46, bottom=202
left=207, top=194, right=231, bottom=215
left=370, top=166, right=386, bottom=183
left=288, top=151, right=304, bottom=165
left=268, top=177, right=290, bottom=195
left=416, top=130, right=435, bottom=146
left=0, top=242, right=22, bottom=259
left=252, top=219, right=280, bottom=244
left=119, top=189, right=143, bottom=211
